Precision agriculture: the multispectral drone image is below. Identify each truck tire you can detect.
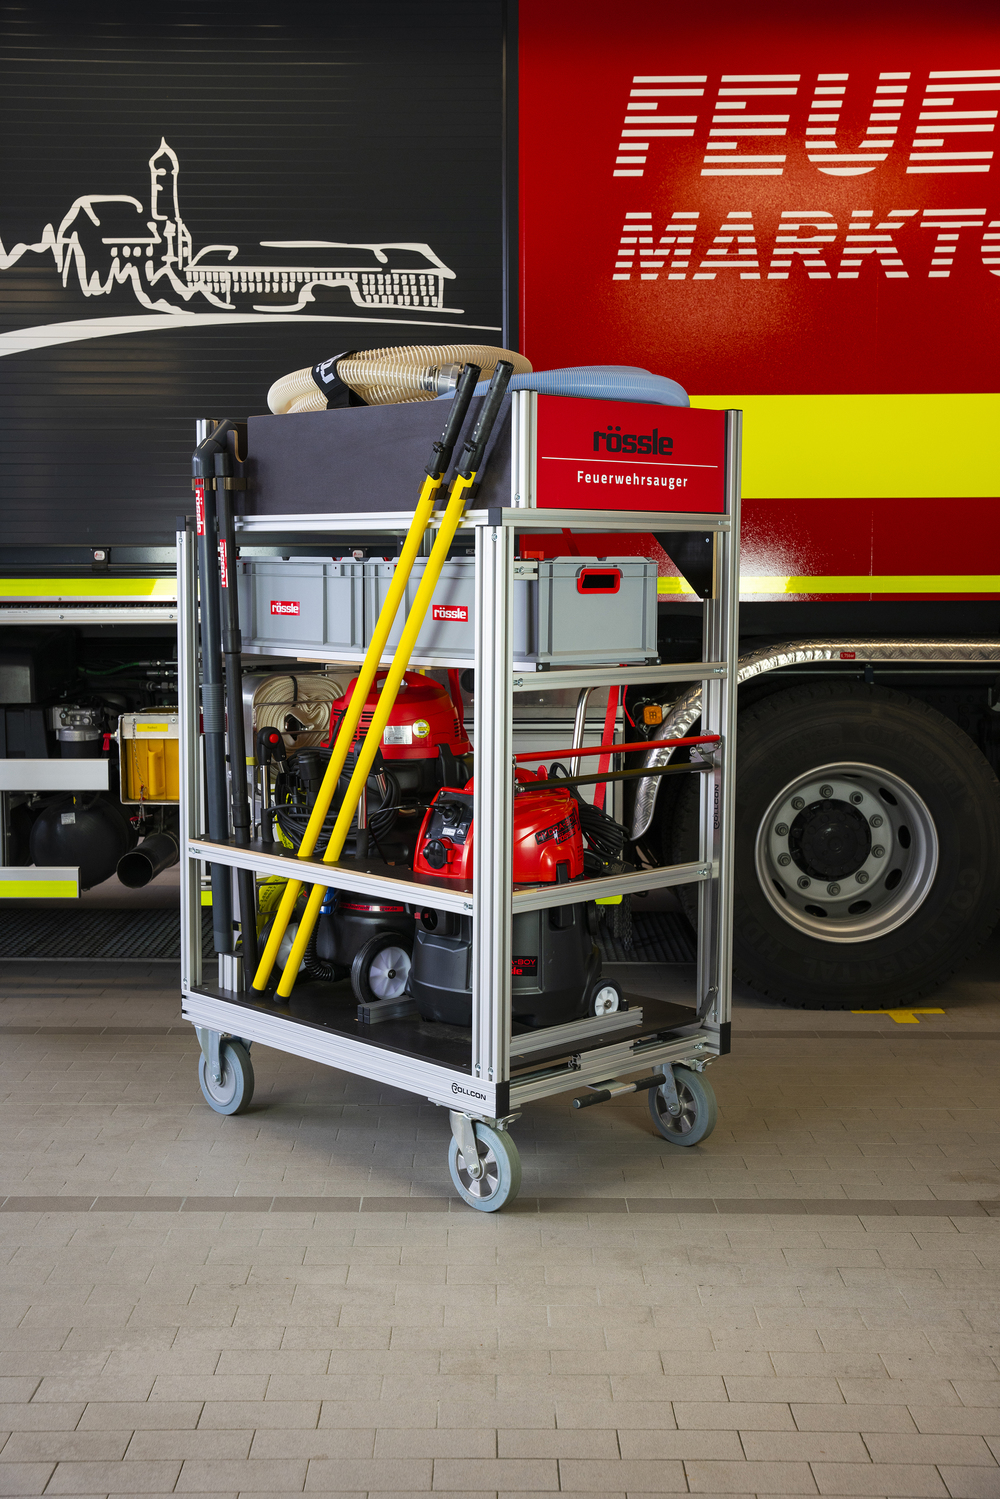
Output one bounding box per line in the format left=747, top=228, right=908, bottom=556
left=667, top=683, right=1000, bottom=1009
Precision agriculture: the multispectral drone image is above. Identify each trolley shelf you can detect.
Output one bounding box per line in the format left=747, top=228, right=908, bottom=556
left=184, top=976, right=699, bottom=1077
left=188, top=836, right=712, bottom=912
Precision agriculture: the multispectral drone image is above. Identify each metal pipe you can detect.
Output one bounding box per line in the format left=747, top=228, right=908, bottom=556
left=569, top=687, right=596, bottom=777
left=192, top=419, right=232, bottom=954
left=215, top=442, right=260, bottom=982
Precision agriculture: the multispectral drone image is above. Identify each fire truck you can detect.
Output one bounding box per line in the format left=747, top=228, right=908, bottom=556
left=515, top=1, right=1000, bottom=1009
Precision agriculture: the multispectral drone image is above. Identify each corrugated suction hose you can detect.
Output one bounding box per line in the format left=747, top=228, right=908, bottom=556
left=267, top=344, right=531, bottom=414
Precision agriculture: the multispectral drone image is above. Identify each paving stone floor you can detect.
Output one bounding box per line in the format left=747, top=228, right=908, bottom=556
left=0, top=934, right=998, bottom=1499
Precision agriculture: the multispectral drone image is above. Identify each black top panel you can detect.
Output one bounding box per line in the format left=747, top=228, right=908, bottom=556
left=0, top=1, right=504, bottom=547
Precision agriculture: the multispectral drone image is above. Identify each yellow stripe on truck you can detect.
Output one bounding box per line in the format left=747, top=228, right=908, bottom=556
left=689, top=393, right=1000, bottom=500
left=0, top=578, right=177, bottom=600
left=659, top=575, right=1000, bottom=596
left=0, top=880, right=79, bottom=899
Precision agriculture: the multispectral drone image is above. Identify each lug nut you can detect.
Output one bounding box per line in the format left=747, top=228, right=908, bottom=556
left=777, top=853, right=791, bottom=867
left=872, top=846, right=885, bottom=858
left=870, top=814, right=883, bottom=827
left=850, top=791, right=863, bottom=804
left=791, top=796, right=805, bottom=810
left=856, top=870, right=870, bottom=884
left=820, top=784, right=834, bottom=798
left=775, top=823, right=788, bottom=836
left=827, top=883, right=841, bottom=895
left=797, top=876, right=811, bottom=889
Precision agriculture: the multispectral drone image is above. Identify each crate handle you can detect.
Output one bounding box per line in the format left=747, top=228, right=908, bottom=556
left=577, top=566, right=621, bottom=595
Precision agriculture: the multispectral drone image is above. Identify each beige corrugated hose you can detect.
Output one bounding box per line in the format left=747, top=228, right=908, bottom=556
left=252, top=672, right=352, bottom=749
left=267, top=344, right=531, bottom=413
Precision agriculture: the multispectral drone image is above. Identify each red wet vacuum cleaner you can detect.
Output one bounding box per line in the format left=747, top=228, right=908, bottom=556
left=409, top=770, right=622, bottom=1029
left=407, top=726, right=721, bottom=1030
left=258, top=671, right=472, bottom=1004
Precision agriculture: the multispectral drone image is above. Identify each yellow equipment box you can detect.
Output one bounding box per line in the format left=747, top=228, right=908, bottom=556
left=119, top=713, right=180, bottom=804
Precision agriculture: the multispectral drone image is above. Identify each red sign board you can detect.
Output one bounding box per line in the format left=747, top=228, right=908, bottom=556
left=270, top=599, right=300, bottom=616
left=533, top=395, right=726, bottom=512
left=432, top=603, right=469, bottom=622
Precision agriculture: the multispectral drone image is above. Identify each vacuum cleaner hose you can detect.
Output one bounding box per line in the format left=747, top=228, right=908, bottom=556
left=458, top=365, right=689, bottom=408
left=267, top=344, right=532, bottom=414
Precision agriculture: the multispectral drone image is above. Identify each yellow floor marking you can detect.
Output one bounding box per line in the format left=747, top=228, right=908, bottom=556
left=851, top=1007, right=946, bottom=1024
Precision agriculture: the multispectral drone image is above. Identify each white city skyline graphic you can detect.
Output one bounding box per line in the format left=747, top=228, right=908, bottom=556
left=0, top=140, right=497, bottom=357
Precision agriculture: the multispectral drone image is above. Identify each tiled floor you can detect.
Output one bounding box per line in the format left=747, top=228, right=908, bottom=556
left=0, top=934, right=998, bottom=1499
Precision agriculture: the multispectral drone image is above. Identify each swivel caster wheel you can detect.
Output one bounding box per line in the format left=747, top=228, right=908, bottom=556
left=649, top=1065, right=717, bottom=1146
left=448, top=1121, right=522, bottom=1212
left=198, top=1039, right=255, bottom=1116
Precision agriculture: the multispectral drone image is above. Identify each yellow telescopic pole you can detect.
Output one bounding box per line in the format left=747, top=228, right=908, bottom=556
left=251, top=364, right=482, bottom=992
left=273, top=360, right=514, bottom=999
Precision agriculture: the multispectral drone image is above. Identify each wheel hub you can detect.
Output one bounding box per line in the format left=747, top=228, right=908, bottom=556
left=369, top=944, right=411, bottom=1000
left=789, top=799, right=871, bottom=879
left=755, top=762, right=938, bottom=943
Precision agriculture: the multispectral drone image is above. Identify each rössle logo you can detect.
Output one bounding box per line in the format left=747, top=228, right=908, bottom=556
left=594, top=424, right=673, bottom=456
left=270, top=600, right=300, bottom=616
left=432, top=604, right=468, bottom=622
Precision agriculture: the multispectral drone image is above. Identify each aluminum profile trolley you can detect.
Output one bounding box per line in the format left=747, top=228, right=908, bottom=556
left=176, top=396, right=741, bottom=1212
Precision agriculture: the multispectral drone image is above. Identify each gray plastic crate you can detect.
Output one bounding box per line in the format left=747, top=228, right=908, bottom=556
left=238, top=559, right=365, bottom=653
left=365, top=556, right=657, bottom=666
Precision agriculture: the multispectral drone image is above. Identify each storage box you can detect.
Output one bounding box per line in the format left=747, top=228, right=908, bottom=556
left=238, top=558, right=365, bottom=654
left=119, top=713, right=179, bottom=804
left=365, top=556, right=658, bottom=666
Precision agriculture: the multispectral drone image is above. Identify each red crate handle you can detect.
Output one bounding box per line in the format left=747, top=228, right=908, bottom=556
left=576, top=566, right=621, bottom=595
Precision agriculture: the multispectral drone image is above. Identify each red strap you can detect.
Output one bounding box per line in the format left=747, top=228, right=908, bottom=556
left=560, top=527, right=581, bottom=556
left=447, top=668, right=465, bottom=733
left=592, top=686, right=619, bottom=811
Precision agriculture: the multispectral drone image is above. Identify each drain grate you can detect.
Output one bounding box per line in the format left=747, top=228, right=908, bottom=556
left=0, top=908, right=215, bottom=961
left=597, top=910, right=696, bottom=964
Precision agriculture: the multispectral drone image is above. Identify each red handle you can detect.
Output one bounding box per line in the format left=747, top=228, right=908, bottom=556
left=576, top=566, right=621, bottom=595
left=514, top=733, right=720, bottom=764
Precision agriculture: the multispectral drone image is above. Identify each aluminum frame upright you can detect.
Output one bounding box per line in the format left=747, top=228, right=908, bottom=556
left=471, top=518, right=516, bottom=1095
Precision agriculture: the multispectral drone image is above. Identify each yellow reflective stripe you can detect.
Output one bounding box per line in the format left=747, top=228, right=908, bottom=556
left=0, top=880, right=78, bottom=899
left=0, top=578, right=177, bottom=599
left=201, top=891, right=213, bottom=906
left=659, top=575, right=1000, bottom=596
left=689, top=392, right=1000, bottom=499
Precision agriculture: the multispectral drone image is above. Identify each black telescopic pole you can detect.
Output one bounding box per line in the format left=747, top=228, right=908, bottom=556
left=214, top=445, right=260, bottom=983
left=193, top=430, right=233, bottom=955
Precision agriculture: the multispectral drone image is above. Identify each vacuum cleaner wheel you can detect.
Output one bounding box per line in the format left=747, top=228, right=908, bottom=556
left=351, top=931, right=414, bottom=1004
left=590, top=981, right=623, bottom=1017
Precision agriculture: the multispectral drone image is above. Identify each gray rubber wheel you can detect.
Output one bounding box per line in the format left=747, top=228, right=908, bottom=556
left=198, top=1040, right=254, bottom=1116
left=649, top=1066, right=717, bottom=1146
left=448, top=1123, right=522, bottom=1212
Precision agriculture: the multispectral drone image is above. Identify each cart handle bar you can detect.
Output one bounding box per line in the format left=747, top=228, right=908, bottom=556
left=514, top=733, right=719, bottom=765
left=531, top=761, right=710, bottom=793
